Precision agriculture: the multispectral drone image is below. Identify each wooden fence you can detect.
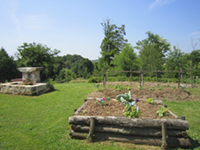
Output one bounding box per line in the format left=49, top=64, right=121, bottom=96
left=93, top=65, right=193, bottom=89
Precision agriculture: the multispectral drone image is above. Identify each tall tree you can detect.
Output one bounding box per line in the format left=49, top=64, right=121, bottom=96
left=100, top=19, right=127, bottom=66
left=15, top=42, right=60, bottom=81
left=190, top=49, right=200, bottom=76
left=111, top=43, right=139, bottom=76
left=164, top=46, right=184, bottom=78
left=0, top=47, right=19, bottom=82
left=135, top=31, right=170, bottom=76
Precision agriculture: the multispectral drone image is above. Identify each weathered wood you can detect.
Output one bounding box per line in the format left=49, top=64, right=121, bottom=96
left=190, top=67, right=193, bottom=87
left=88, top=118, right=95, bottom=142
left=73, top=101, right=88, bottom=115
left=155, top=67, right=158, bottom=86
left=69, top=116, right=189, bottom=130
left=71, top=124, right=188, bottom=137
left=69, top=131, right=191, bottom=147
left=161, top=121, right=167, bottom=149
left=168, top=110, right=179, bottom=119
left=178, top=66, right=181, bottom=88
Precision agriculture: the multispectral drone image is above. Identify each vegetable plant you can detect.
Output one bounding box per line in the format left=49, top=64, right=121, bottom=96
left=150, top=87, right=155, bottom=91
left=98, top=97, right=110, bottom=106
left=156, top=107, right=169, bottom=117
left=158, top=87, right=163, bottom=91
left=138, top=86, right=143, bottom=90
left=146, top=98, right=154, bottom=104
left=123, top=104, right=141, bottom=118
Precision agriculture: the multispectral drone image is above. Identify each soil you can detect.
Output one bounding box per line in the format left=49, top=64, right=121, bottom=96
left=75, top=82, right=199, bottom=119
left=75, top=99, right=175, bottom=119
left=89, top=82, right=199, bottom=101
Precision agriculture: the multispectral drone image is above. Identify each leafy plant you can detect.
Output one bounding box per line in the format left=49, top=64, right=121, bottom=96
left=123, top=104, right=141, bottom=118
left=138, top=86, right=143, bottom=90
left=99, top=88, right=105, bottom=92
left=113, top=84, right=124, bottom=91
left=156, top=107, right=169, bottom=117
left=172, top=86, right=176, bottom=90
left=98, top=97, right=110, bottom=106
left=150, top=87, right=155, bottom=91
left=94, top=84, right=100, bottom=90
left=146, top=98, right=154, bottom=104
left=158, top=87, right=163, bottom=91
left=82, top=109, right=87, bottom=115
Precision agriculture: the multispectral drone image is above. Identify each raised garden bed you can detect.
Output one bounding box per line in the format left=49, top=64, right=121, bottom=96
left=68, top=98, right=191, bottom=148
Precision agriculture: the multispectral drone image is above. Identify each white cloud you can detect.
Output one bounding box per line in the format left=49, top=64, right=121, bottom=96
left=190, top=31, right=200, bottom=36
left=149, top=0, right=174, bottom=10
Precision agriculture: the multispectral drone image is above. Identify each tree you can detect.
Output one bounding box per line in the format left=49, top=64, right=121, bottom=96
left=190, top=49, right=200, bottom=76
left=111, top=43, right=139, bottom=76
left=135, top=31, right=170, bottom=76
left=164, top=46, right=184, bottom=78
left=15, top=42, right=60, bottom=81
left=100, top=19, right=127, bottom=66
left=0, top=47, right=19, bottom=82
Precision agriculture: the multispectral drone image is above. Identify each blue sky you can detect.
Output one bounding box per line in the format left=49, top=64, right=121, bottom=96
left=0, top=0, right=200, bottom=60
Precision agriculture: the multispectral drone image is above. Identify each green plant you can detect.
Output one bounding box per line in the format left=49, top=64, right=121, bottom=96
left=146, top=98, right=154, bottom=104
left=94, top=84, right=100, bottom=90
left=99, top=89, right=105, bottom=92
left=138, top=86, right=143, bottom=90
left=107, top=111, right=110, bottom=114
left=172, top=86, right=176, bottom=90
left=47, top=78, right=55, bottom=91
left=123, top=104, right=141, bottom=118
left=158, top=87, right=163, bottom=91
left=98, top=97, right=110, bottom=106
left=113, top=84, right=124, bottom=91
left=156, top=107, right=169, bottom=117
left=82, top=109, right=87, bottom=115
left=150, top=87, right=155, bottom=91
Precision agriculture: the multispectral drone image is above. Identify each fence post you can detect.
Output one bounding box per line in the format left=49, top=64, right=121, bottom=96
left=140, top=67, right=142, bottom=87
left=130, top=65, right=132, bottom=86
left=103, top=66, right=106, bottom=89
left=190, top=67, right=193, bottom=87
left=180, top=63, right=183, bottom=84
left=155, top=67, right=158, bottom=86
left=178, top=65, right=181, bottom=88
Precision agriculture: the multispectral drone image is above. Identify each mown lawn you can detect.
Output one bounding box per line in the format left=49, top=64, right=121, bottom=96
left=0, top=83, right=200, bottom=150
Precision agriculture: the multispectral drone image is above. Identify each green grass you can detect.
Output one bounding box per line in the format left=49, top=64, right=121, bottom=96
left=0, top=83, right=200, bottom=149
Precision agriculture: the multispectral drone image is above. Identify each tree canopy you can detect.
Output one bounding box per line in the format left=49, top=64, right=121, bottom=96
left=100, top=19, right=127, bottom=66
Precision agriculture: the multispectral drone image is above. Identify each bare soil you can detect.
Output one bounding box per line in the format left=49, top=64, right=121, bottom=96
left=75, top=82, right=199, bottom=119
left=76, top=99, right=175, bottom=119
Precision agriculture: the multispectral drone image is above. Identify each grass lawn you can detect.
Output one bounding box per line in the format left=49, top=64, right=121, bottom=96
left=0, top=83, right=200, bottom=150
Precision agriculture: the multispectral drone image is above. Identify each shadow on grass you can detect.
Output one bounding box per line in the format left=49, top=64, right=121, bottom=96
left=189, top=137, right=200, bottom=149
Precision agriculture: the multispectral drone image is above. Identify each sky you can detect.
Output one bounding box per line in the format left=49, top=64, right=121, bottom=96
left=0, top=0, right=200, bottom=60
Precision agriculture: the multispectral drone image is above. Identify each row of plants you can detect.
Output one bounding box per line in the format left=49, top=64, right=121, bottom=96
left=88, top=76, right=200, bottom=84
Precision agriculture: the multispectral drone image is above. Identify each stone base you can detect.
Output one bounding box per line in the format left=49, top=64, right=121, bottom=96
left=0, top=82, right=50, bottom=95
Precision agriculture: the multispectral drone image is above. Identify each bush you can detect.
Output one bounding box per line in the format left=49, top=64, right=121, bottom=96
left=47, top=78, right=55, bottom=91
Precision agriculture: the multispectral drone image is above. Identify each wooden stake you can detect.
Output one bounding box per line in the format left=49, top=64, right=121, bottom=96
left=161, top=121, right=167, bottom=149
left=88, top=117, right=95, bottom=143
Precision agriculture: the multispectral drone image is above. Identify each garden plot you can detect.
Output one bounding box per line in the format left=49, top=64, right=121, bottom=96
left=69, top=89, right=192, bottom=148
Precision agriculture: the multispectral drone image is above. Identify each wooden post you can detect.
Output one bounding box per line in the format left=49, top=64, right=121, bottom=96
left=141, top=67, right=144, bottom=87
left=180, top=63, right=183, bottom=84
left=178, top=65, right=181, bottom=88
left=130, top=65, right=132, bottom=86
left=103, top=66, right=106, bottom=89
left=155, top=67, right=158, bottom=86
left=140, top=67, right=142, bottom=87
left=161, top=121, right=167, bottom=149
left=190, top=67, right=193, bottom=88
left=88, top=117, right=95, bottom=143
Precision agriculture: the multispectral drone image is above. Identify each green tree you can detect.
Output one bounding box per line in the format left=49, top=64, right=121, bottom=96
left=0, top=47, right=19, bottom=82
left=164, top=46, right=184, bottom=78
left=190, top=49, right=200, bottom=76
left=15, top=42, right=60, bottom=81
left=135, top=31, right=170, bottom=76
left=100, top=19, right=127, bottom=66
left=111, top=43, right=139, bottom=76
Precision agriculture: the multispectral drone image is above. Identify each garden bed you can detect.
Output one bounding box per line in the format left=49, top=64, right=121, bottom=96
left=69, top=98, right=191, bottom=148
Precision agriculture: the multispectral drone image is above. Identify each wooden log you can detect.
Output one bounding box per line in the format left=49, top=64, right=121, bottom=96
left=168, top=110, right=179, bottom=119
left=88, top=118, right=95, bottom=142
left=69, top=116, right=189, bottom=130
left=69, top=131, right=191, bottom=147
left=71, top=124, right=188, bottom=137
left=73, top=101, right=88, bottom=115
left=161, top=121, right=167, bottom=149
